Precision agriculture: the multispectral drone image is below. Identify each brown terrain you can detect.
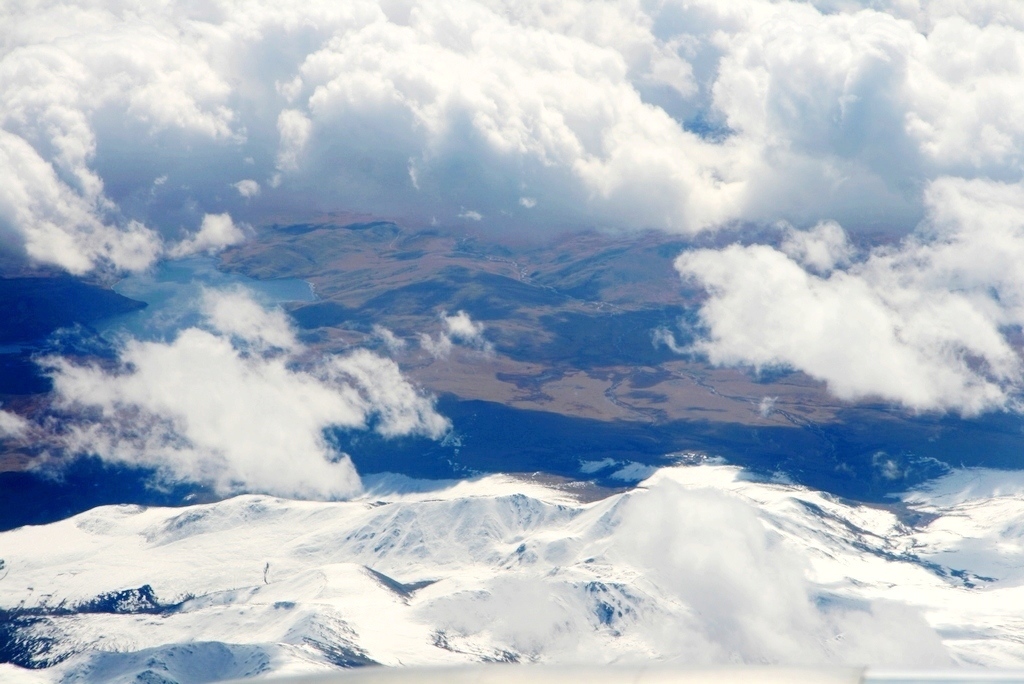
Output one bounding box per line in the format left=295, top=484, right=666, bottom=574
left=219, top=218, right=843, bottom=430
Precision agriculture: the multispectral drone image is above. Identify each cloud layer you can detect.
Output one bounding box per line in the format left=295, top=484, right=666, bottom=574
left=677, top=177, right=1024, bottom=414
left=41, top=289, right=449, bottom=498
left=3, top=0, right=1024, bottom=272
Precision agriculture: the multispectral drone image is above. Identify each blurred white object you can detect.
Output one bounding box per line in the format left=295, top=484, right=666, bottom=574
left=223, top=665, right=1024, bottom=684
left=227, top=665, right=865, bottom=684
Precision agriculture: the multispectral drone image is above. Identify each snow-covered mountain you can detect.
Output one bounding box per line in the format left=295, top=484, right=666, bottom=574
left=4, top=463, right=1024, bottom=683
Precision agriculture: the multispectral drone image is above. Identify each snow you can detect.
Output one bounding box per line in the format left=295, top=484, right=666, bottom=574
left=4, top=465, right=1024, bottom=681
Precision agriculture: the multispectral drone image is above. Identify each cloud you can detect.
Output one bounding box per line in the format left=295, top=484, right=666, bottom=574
left=418, top=332, right=453, bottom=359
left=0, top=409, right=29, bottom=438
left=372, top=324, right=407, bottom=353
left=234, top=180, right=260, bottom=198
left=444, top=310, right=488, bottom=347
left=651, top=326, right=687, bottom=354
left=0, top=1, right=237, bottom=273
left=324, top=348, right=452, bottom=438
left=419, top=473, right=950, bottom=666
left=419, top=310, right=493, bottom=358
left=608, top=480, right=950, bottom=665
left=202, top=287, right=297, bottom=352
left=780, top=221, right=853, bottom=274
left=41, top=289, right=449, bottom=499
left=0, top=0, right=1020, bottom=275
left=275, top=109, right=312, bottom=173
left=0, top=129, right=162, bottom=274
left=676, top=177, right=1024, bottom=415
left=168, top=213, right=246, bottom=258
left=259, top=0, right=1024, bottom=232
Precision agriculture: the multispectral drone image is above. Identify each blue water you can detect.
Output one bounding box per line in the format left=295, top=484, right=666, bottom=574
left=101, top=257, right=315, bottom=340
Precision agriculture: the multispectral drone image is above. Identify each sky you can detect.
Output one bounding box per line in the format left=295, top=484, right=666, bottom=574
left=4, top=0, right=1024, bottom=449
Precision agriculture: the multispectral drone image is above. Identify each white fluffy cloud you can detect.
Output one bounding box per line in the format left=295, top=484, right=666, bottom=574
left=41, top=289, right=449, bottom=498
left=443, top=310, right=490, bottom=348
left=0, top=0, right=240, bottom=272
left=419, top=310, right=493, bottom=358
left=201, top=287, right=297, bottom=351
left=676, top=177, right=1024, bottom=415
left=781, top=221, right=853, bottom=274
left=3, top=0, right=1023, bottom=272
left=608, top=480, right=949, bottom=665
left=168, top=213, right=246, bottom=258
left=0, top=129, right=162, bottom=274
left=0, top=408, right=30, bottom=438
left=233, top=179, right=260, bottom=198
left=372, top=324, right=407, bottom=353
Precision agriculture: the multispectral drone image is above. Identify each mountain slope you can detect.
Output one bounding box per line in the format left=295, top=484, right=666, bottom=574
left=2, top=465, right=1024, bottom=682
